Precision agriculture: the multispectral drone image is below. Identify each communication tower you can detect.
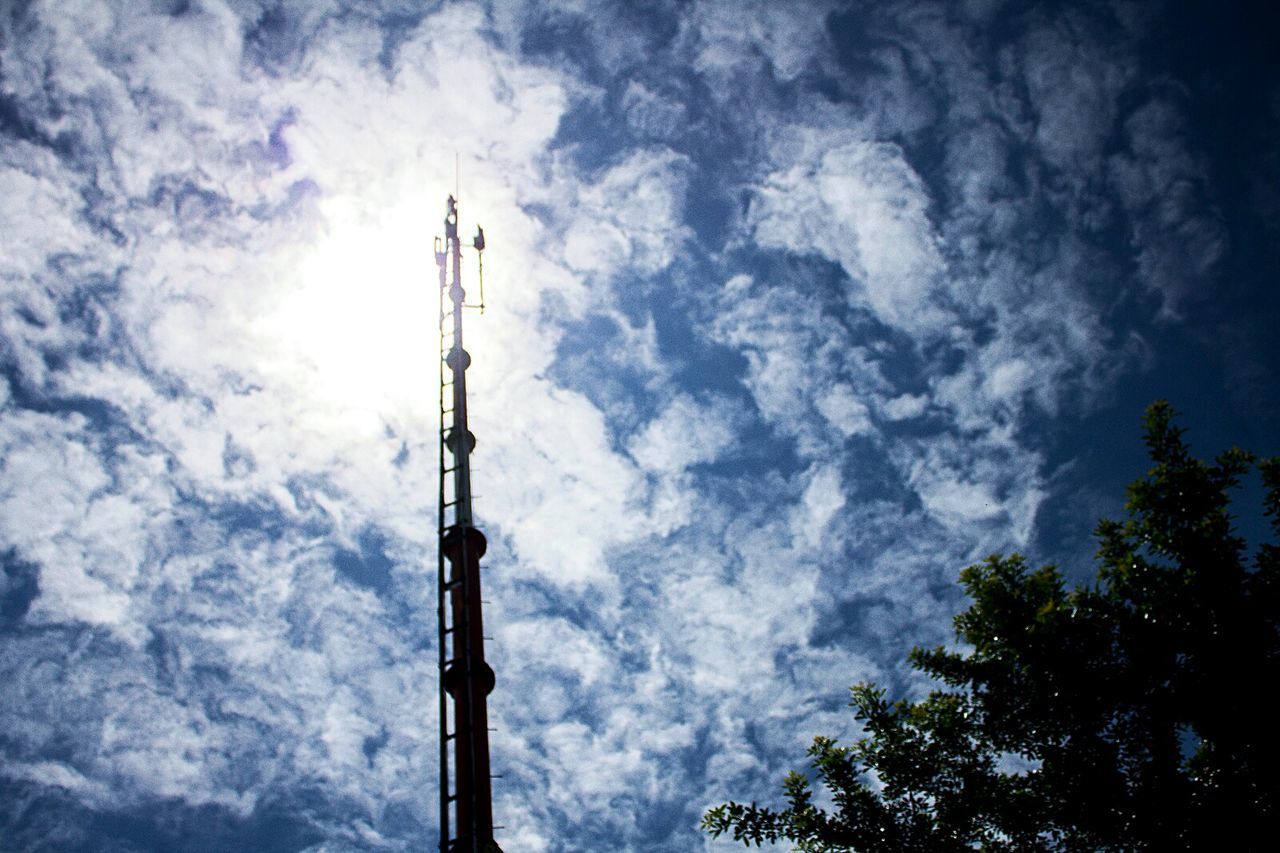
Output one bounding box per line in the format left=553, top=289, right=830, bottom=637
left=435, top=195, right=500, bottom=852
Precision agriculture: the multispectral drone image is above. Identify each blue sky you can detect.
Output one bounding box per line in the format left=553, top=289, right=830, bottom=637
left=2, top=1, right=1278, bottom=850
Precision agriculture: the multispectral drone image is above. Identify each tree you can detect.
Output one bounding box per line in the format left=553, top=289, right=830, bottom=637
left=703, top=402, right=1280, bottom=850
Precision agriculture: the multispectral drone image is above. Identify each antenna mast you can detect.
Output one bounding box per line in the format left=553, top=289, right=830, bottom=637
left=435, top=195, right=500, bottom=852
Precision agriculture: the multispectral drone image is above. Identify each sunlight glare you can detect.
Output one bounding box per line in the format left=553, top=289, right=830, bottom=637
left=261, top=195, right=441, bottom=420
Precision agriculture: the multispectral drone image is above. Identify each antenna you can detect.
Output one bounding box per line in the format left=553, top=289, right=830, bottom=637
left=435, top=194, right=500, bottom=852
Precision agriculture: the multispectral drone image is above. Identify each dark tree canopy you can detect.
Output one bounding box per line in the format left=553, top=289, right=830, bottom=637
left=703, top=402, right=1280, bottom=851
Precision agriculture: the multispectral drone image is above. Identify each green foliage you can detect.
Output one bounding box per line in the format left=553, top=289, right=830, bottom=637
left=703, top=402, right=1280, bottom=850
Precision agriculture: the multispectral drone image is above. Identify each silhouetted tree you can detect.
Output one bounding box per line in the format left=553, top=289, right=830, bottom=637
left=704, top=402, right=1280, bottom=850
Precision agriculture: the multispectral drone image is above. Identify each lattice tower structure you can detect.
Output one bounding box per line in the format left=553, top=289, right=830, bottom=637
left=435, top=195, right=501, bottom=852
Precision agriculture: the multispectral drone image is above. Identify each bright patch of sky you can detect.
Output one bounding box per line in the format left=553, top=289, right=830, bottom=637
left=2, top=0, right=1277, bottom=849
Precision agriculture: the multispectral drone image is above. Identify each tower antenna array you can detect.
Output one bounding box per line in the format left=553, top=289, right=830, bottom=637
left=435, top=195, right=500, bottom=852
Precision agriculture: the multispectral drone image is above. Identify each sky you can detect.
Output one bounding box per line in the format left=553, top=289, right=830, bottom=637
left=2, top=0, right=1278, bottom=850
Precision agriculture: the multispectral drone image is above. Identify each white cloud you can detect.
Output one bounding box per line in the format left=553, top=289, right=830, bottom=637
left=622, top=80, right=687, bottom=141
left=751, top=134, right=951, bottom=338
left=0, top=410, right=176, bottom=643
left=816, top=382, right=874, bottom=437
left=559, top=147, right=692, bottom=279
left=478, top=379, right=648, bottom=588
left=898, top=426, right=1046, bottom=547
left=709, top=272, right=893, bottom=458
left=1019, top=16, right=1134, bottom=171
left=1, top=760, right=114, bottom=806
left=628, top=393, right=739, bottom=474
left=0, top=149, right=96, bottom=277
left=685, top=0, right=838, bottom=83
left=796, top=463, right=846, bottom=548
left=882, top=392, right=927, bottom=421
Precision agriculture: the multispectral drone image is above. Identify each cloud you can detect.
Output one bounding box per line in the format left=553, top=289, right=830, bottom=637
left=558, top=146, right=692, bottom=280
left=1108, top=97, right=1226, bottom=318
left=796, top=463, right=847, bottom=548
left=480, top=378, right=650, bottom=588
left=882, top=392, right=927, bottom=421
left=621, top=80, right=687, bottom=142
left=1019, top=12, right=1135, bottom=172
left=750, top=134, right=951, bottom=338
left=816, top=382, right=875, bottom=437
left=628, top=393, right=739, bottom=474
left=0, top=408, right=169, bottom=642
left=685, top=0, right=838, bottom=83
left=708, top=272, right=892, bottom=458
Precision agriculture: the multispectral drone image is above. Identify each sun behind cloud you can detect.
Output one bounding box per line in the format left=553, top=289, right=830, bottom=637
left=255, top=193, right=444, bottom=423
